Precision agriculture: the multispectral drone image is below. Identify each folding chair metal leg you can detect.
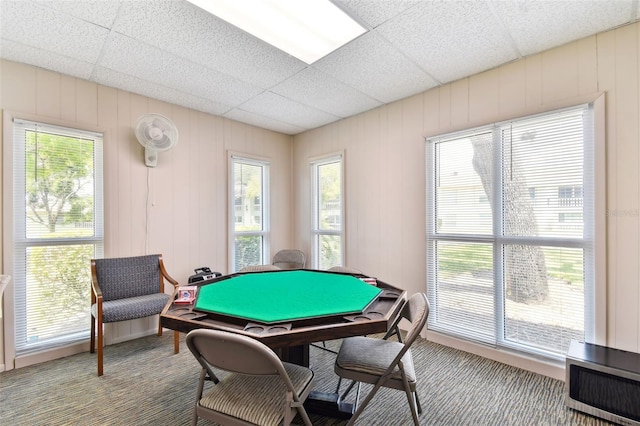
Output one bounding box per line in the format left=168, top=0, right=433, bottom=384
left=339, top=379, right=357, bottom=401
left=346, top=381, right=382, bottom=426
left=399, top=361, right=420, bottom=426
left=402, top=382, right=420, bottom=426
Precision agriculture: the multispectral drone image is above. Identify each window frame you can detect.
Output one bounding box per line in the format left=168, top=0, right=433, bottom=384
left=228, top=152, right=270, bottom=273
left=425, top=96, right=607, bottom=360
left=5, top=115, right=104, bottom=358
left=310, top=152, right=344, bottom=269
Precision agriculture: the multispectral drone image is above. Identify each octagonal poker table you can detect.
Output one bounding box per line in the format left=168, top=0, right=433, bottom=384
left=161, top=269, right=406, bottom=367
left=161, top=269, right=406, bottom=419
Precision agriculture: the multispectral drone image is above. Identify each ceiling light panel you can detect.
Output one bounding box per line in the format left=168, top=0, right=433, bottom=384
left=186, top=0, right=367, bottom=64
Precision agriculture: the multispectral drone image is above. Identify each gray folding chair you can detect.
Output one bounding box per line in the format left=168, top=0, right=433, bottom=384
left=272, top=249, right=305, bottom=269
left=239, top=264, right=281, bottom=273
left=327, top=266, right=362, bottom=274
left=334, top=292, right=430, bottom=426
left=186, top=329, right=315, bottom=426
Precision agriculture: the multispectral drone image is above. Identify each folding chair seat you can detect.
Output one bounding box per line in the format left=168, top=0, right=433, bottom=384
left=186, top=329, right=315, bottom=426
left=334, top=292, right=430, bottom=425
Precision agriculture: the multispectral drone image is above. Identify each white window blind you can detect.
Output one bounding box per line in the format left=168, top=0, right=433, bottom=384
left=12, top=119, right=104, bottom=355
left=311, top=154, right=344, bottom=269
left=427, top=104, right=595, bottom=359
left=229, top=155, right=270, bottom=272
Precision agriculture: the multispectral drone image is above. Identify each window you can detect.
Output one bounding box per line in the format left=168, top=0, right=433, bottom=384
left=558, top=185, right=583, bottom=207
left=426, top=104, right=596, bottom=360
left=229, top=155, right=269, bottom=272
left=311, top=154, right=343, bottom=269
left=11, top=119, right=103, bottom=355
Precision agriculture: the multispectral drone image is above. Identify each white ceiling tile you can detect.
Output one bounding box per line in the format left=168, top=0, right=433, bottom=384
left=334, top=0, right=421, bottom=28
left=1, top=0, right=635, bottom=134
left=93, top=66, right=232, bottom=117
left=33, top=0, right=120, bottom=28
left=314, top=30, right=439, bottom=103
left=99, top=33, right=263, bottom=107
left=492, top=0, right=635, bottom=56
left=271, top=67, right=383, bottom=118
left=112, top=0, right=306, bottom=89
left=224, top=109, right=306, bottom=135
left=239, top=92, right=341, bottom=129
left=376, top=1, right=518, bottom=84
left=0, top=0, right=110, bottom=64
left=0, top=39, right=95, bottom=80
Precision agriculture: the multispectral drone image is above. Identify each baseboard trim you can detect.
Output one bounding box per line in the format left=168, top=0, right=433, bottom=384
left=12, top=328, right=163, bottom=370
left=426, top=330, right=565, bottom=381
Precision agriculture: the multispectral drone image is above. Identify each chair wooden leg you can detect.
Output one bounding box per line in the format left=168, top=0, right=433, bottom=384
left=97, top=320, right=104, bottom=376
left=174, top=330, right=180, bottom=354
left=90, top=315, right=95, bottom=354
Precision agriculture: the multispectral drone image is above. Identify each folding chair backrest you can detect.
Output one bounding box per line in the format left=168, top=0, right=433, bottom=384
left=239, top=264, right=281, bottom=273
left=272, top=249, right=305, bottom=269
left=327, top=266, right=362, bottom=274
left=392, top=292, right=429, bottom=346
left=187, top=329, right=283, bottom=376
left=93, top=254, right=161, bottom=301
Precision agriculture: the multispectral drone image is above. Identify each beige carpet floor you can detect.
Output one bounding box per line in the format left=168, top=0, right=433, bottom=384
left=0, top=333, right=615, bottom=425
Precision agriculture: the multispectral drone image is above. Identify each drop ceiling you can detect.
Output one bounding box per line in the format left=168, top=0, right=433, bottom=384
left=1, top=0, right=638, bottom=135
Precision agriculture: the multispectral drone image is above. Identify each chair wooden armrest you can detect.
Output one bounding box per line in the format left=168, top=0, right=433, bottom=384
left=158, top=254, right=179, bottom=289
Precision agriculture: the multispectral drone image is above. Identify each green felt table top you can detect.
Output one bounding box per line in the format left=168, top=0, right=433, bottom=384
left=194, top=270, right=382, bottom=324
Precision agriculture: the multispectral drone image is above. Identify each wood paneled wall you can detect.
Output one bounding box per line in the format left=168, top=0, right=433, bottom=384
left=1, top=21, right=639, bottom=377
left=0, top=59, right=293, bottom=369
left=293, top=22, right=640, bottom=377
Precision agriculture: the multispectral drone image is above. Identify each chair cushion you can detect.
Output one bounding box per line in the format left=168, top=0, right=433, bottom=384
left=93, top=255, right=162, bottom=301
left=335, top=336, right=416, bottom=383
left=92, top=293, right=171, bottom=323
left=198, top=362, right=314, bottom=426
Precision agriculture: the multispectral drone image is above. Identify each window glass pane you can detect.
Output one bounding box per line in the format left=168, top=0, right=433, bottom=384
left=12, top=119, right=103, bottom=354
left=427, top=103, right=594, bottom=360
left=318, top=234, right=342, bottom=270
left=318, top=161, right=341, bottom=231
left=25, top=130, right=96, bottom=238
left=22, top=244, right=94, bottom=347
left=432, top=240, right=495, bottom=342
left=311, top=155, right=343, bottom=269
left=233, top=162, right=263, bottom=232
left=502, top=110, right=585, bottom=238
left=234, top=235, right=264, bottom=271
left=503, top=245, right=584, bottom=353
left=435, top=132, right=493, bottom=235
left=230, top=155, right=269, bottom=272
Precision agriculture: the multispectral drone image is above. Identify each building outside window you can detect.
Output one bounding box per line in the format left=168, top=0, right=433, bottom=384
left=10, top=119, right=103, bottom=355
left=426, top=104, right=597, bottom=360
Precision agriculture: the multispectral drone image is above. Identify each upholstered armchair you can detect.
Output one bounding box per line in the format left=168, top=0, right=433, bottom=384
left=90, top=254, right=179, bottom=376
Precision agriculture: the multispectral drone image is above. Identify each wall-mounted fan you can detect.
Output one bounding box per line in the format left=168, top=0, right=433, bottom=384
left=134, top=113, right=178, bottom=167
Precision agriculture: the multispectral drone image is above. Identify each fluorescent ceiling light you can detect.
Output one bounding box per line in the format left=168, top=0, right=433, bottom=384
left=186, top=0, right=367, bottom=64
